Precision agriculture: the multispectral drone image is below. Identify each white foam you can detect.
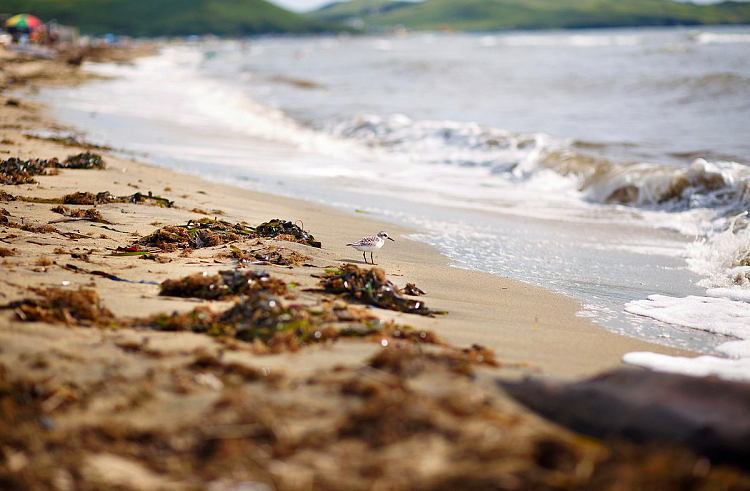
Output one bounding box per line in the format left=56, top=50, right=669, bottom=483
left=624, top=294, right=750, bottom=381
left=623, top=351, right=750, bottom=382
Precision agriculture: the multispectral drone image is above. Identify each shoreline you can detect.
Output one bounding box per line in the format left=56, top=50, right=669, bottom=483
left=5, top=44, right=746, bottom=490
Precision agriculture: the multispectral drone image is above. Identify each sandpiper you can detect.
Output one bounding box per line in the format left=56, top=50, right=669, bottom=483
left=346, top=231, right=395, bottom=265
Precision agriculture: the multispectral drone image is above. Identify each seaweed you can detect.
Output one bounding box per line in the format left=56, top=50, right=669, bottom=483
left=159, top=270, right=288, bottom=300
left=224, top=244, right=310, bottom=267
left=62, top=190, right=173, bottom=207
left=322, top=264, right=446, bottom=316
left=58, top=152, right=106, bottom=169
left=0, top=191, right=15, bottom=201
left=138, top=219, right=255, bottom=251
left=0, top=153, right=106, bottom=185
left=255, top=219, right=321, bottom=248
left=403, top=283, right=426, bottom=296
left=7, top=287, right=115, bottom=326
left=0, top=208, right=9, bottom=224
left=0, top=247, right=15, bottom=257
left=49, top=206, right=109, bottom=223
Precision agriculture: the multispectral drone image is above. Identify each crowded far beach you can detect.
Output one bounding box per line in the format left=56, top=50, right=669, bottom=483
left=2, top=4, right=750, bottom=491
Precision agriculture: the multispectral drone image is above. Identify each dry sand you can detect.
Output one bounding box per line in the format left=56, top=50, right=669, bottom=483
left=2, top=44, right=747, bottom=491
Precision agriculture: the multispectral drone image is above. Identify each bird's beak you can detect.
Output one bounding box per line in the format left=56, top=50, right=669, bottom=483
left=388, top=237, right=395, bottom=242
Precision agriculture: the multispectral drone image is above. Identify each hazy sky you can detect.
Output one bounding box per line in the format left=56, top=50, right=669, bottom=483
left=269, top=0, right=745, bottom=13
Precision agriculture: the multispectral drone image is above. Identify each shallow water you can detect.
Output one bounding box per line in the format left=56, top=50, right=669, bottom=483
left=37, top=26, right=750, bottom=378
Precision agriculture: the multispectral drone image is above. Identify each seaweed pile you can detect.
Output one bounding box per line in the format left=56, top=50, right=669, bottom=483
left=322, top=264, right=445, bottom=316
left=0, top=153, right=106, bottom=185
left=160, top=270, right=288, bottom=301
left=255, top=218, right=321, bottom=248
left=225, top=244, right=310, bottom=267
left=0, top=190, right=15, bottom=201
left=138, top=218, right=255, bottom=251
left=4, top=287, right=115, bottom=326
left=61, top=190, right=173, bottom=207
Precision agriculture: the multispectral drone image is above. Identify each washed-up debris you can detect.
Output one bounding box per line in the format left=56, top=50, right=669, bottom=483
left=138, top=218, right=255, bottom=251
left=62, top=263, right=160, bottom=285
left=160, top=270, right=288, bottom=300
left=50, top=205, right=109, bottom=224
left=224, top=244, right=310, bottom=267
left=5, top=287, right=115, bottom=326
left=403, top=282, right=425, bottom=296
left=0, top=247, right=15, bottom=257
left=322, top=264, right=446, bottom=316
left=0, top=153, right=106, bottom=184
left=255, top=219, right=321, bottom=248
left=0, top=190, right=15, bottom=201
left=0, top=208, right=10, bottom=224
left=62, top=190, right=173, bottom=207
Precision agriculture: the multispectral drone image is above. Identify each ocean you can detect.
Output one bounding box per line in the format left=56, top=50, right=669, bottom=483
left=37, top=26, right=750, bottom=379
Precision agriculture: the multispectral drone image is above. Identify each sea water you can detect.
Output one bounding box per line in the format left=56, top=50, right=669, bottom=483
left=36, top=26, right=750, bottom=380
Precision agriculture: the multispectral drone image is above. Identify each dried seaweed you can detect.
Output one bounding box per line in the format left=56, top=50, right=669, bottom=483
left=322, top=264, right=446, bottom=316
left=160, top=270, right=287, bottom=300
left=0, top=190, right=15, bottom=201
left=0, top=247, right=15, bottom=257
left=7, top=287, right=115, bottom=326
left=0, top=153, right=106, bottom=185
left=255, top=219, right=321, bottom=248
left=49, top=206, right=109, bottom=223
left=62, top=190, right=173, bottom=207
left=403, top=283, right=426, bottom=296
left=138, top=218, right=255, bottom=251
left=224, top=244, right=310, bottom=267
left=0, top=208, right=9, bottom=224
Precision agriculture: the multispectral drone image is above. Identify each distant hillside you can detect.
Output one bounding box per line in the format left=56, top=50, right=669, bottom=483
left=313, top=0, right=750, bottom=31
left=0, top=0, right=334, bottom=37
left=311, top=0, right=413, bottom=23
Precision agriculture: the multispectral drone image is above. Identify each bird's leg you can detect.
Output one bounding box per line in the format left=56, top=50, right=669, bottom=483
left=362, top=251, right=368, bottom=264
left=371, top=252, right=375, bottom=265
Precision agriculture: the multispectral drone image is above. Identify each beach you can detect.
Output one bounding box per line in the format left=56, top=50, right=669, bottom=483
left=2, top=43, right=749, bottom=490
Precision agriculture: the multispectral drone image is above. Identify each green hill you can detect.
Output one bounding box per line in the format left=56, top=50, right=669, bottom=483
left=0, top=0, right=334, bottom=37
left=313, top=0, right=750, bottom=31
left=311, top=0, right=413, bottom=23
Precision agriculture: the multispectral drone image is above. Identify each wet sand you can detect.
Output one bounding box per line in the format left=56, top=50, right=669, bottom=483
left=2, top=44, right=746, bottom=491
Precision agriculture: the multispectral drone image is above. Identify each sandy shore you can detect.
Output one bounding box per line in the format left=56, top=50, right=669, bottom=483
left=2, top=44, right=746, bottom=491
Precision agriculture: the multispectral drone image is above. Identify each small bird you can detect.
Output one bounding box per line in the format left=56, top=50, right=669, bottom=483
left=347, top=231, right=395, bottom=265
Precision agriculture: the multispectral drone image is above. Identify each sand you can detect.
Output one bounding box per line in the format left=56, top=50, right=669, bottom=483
left=2, top=43, right=746, bottom=491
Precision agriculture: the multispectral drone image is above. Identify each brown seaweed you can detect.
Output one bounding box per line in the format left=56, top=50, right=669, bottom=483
left=255, top=218, right=321, bottom=248
left=159, top=270, right=288, bottom=300
left=138, top=218, right=255, bottom=251
left=403, top=282, right=426, bottom=296
left=7, top=287, right=116, bottom=326
left=49, top=206, right=109, bottom=223
left=322, top=264, right=446, bottom=316
left=0, top=208, right=10, bottom=224
left=62, top=190, right=173, bottom=207
left=0, top=190, right=16, bottom=201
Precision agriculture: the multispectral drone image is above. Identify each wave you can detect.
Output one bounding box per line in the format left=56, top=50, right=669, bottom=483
left=319, top=113, right=750, bottom=213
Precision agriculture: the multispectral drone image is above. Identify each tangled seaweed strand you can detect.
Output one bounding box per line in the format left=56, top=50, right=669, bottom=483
left=322, top=264, right=446, bottom=317
left=255, top=218, right=321, bottom=248
left=0, top=153, right=106, bottom=185
left=160, top=270, right=287, bottom=300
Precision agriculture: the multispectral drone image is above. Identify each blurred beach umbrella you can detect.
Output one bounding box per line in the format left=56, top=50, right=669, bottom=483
left=5, top=14, right=43, bottom=32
